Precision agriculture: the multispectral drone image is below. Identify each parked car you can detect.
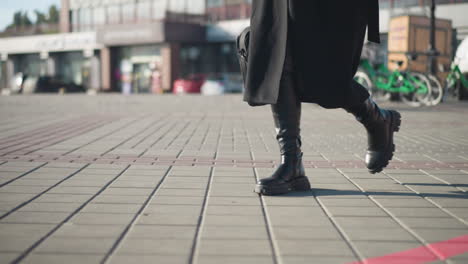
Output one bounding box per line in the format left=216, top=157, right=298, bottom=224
left=35, top=76, right=85, bottom=93
left=200, top=73, right=244, bottom=95
left=173, top=74, right=206, bottom=94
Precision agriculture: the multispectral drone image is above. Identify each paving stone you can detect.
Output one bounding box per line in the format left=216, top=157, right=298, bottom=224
left=411, top=228, right=468, bottom=243
left=344, top=227, right=417, bottom=242
left=1, top=211, right=68, bottom=224
left=137, top=213, right=199, bottom=225
left=208, top=196, right=261, bottom=206
left=53, top=224, right=126, bottom=238
left=0, top=236, right=39, bottom=252
left=397, top=217, right=468, bottom=229
left=205, top=205, right=262, bottom=215
left=0, top=185, right=49, bottom=194
left=23, top=254, right=103, bottom=264
left=99, top=187, right=154, bottom=196
left=91, top=195, right=148, bottom=204
left=211, top=177, right=254, bottom=183
left=116, top=238, right=193, bottom=255
left=150, top=195, right=205, bottom=205
left=81, top=203, right=141, bottom=214
left=143, top=204, right=201, bottom=215
left=0, top=223, right=54, bottom=237
left=47, top=186, right=101, bottom=195
left=281, top=256, right=358, bottom=264
left=9, top=179, right=61, bottom=186
left=201, top=226, right=268, bottom=240
left=0, top=193, right=36, bottom=202
left=269, top=212, right=333, bottom=227
left=18, top=202, right=82, bottom=213
left=34, top=194, right=92, bottom=203
left=276, top=239, right=355, bottom=256
left=273, top=226, right=342, bottom=240
left=129, top=225, right=196, bottom=239
left=198, top=239, right=271, bottom=256
left=110, top=255, right=188, bottom=264
left=57, top=180, right=108, bottom=187
left=352, top=241, right=427, bottom=259
left=196, top=255, right=273, bottom=264
left=0, top=253, right=20, bottom=263
left=386, top=207, right=452, bottom=218
left=334, top=216, right=401, bottom=228
left=324, top=206, right=388, bottom=217
left=263, top=196, right=319, bottom=207
left=203, top=214, right=265, bottom=226
left=318, top=198, right=376, bottom=207
left=70, top=213, right=134, bottom=225
left=35, top=237, right=115, bottom=254
left=445, top=208, right=468, bottom=218
left=373, top=198, right=436, bottom=208
left=0, top=202, right=22, bottom=211
left=156, top=188, right=207, bottom=196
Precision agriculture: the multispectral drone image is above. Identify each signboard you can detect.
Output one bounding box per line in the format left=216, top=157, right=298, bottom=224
left=0, top=32, right=102, bottom=55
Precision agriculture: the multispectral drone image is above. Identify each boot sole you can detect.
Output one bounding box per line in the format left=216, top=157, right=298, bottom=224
left=254, top=176, right=311, bottom=195
left=369, top=110, right=401, bottom=174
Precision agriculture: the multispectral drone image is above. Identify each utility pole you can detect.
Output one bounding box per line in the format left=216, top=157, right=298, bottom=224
left=428, top=0, right=439, bottom=75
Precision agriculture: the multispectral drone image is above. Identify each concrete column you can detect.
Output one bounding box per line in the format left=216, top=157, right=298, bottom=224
left=100, top=47, right=111, bottom=92
left=161, top=43, right=180, bottom=92
left=90, top=55, right=101, bottom=91
left=60, top=0, right=71, bottom=33
left=1, top=59, right=14, bottom=91
left=46, top=57, right=56, bottom=76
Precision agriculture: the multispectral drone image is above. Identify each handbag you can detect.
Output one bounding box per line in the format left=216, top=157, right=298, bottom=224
left=236, top=26, right=250, bottom=85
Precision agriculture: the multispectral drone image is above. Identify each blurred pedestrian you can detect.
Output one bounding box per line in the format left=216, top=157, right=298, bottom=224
left=240, top=0, right=401, bottom=195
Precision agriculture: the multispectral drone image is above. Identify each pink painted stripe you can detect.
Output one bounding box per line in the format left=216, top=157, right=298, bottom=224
left=347, top=234, right=468, bottom=264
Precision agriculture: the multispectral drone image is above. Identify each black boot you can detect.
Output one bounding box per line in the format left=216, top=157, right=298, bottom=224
left=254, top=52, right=310, bottom=195
left=254, top=135, right=310, bottom=195
left=346, top=98, right=401, bottom=174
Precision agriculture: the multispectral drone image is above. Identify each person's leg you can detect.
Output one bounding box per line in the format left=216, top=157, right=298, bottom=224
left=254, top=40, right=310, bottom=195
left=345, top=81, right=401, bottom=174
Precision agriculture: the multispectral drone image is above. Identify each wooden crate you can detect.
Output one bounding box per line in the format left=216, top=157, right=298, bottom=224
left=387, top=15, right=452, bottom=81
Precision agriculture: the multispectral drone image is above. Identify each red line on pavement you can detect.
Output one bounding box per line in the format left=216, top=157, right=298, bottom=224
left=347, top=234, right=468, bottom=264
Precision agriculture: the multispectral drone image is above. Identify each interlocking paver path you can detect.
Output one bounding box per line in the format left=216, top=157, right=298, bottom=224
left=0, top=95, right=467, bottom=264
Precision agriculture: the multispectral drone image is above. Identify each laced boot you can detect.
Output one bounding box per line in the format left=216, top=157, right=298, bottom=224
left=346, top=98, right=401, bottom=173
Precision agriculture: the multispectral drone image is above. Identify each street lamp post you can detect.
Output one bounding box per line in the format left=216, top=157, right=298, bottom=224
left=428, top=0, right=439, bottom=75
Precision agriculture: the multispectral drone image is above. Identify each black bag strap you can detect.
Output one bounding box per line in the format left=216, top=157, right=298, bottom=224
left=237, top=26, right=251, bottom=60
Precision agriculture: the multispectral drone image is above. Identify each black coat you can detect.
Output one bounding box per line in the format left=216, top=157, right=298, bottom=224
left=243, top=0, right=380, bottom=108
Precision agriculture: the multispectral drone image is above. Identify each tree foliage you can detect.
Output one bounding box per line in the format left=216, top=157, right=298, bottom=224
left=8, top=4, right=60, bottom=28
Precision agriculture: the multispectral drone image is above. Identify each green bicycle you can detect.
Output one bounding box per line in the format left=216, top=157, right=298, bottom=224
left=444, top=63, right=468, bottom=101
left=354, top=56, right=432, bottom=107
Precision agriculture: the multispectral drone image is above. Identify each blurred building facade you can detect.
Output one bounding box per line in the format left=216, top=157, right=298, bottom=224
left=1, top=0, right=208, bottom=94
left=1, top=0, right=468, bottom=94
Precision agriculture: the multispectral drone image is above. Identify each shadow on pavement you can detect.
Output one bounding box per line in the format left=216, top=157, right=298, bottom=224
left=275, top=188, right=468, bottom=199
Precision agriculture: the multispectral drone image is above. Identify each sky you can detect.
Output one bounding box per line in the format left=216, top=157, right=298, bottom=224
left=0, top=0, right=60, bottom=31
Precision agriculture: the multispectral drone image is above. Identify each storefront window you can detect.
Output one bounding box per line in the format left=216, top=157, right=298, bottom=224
left=153, top=0, right=167, bottom=20
left=107, top=4, right=121, bottom=24
left=122, top=3, right=136, bottom=23
left=53, top=52, right=86, bottom=86
left=179, top=43, right=240, bottom=78
left=112, top=45, right=162, bottom=94
left=137, top=1, right=152, bottom=21
left=12, top=54, right=42, bottom=78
